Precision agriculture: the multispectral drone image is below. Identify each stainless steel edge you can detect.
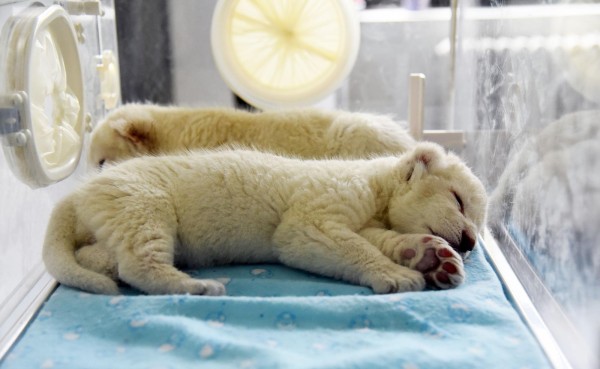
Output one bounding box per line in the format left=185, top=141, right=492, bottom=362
left=0, top=264, right=57, bottom=361
left=482, top=227, right=583, bottom=369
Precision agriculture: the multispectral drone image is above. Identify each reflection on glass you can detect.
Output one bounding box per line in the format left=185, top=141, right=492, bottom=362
left=455, top=2, right=600, bottom=368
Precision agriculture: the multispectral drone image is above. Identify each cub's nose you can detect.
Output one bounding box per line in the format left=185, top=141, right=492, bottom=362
left=455, top=230, right=476, bottom=253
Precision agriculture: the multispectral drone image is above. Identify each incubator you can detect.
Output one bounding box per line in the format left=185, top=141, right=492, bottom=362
left=0, top=1, right=598, bottom=368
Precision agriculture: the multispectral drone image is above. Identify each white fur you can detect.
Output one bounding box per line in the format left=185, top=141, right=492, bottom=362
left=88, top=104, right=416, bottom=167
left=44, top=143, right=487, bottom=295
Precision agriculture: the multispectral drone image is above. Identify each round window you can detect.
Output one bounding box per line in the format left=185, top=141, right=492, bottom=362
left=0, top=5, right=84, bottom=188
left=211, top=0, right=360, bottom=110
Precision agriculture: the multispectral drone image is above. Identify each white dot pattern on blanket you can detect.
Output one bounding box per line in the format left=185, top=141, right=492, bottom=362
left=157, top=344, right=174, bottom=353
left=250, top=268, right=272, bottom=278
left=129, top=319, right=147, bottom=328
left=109, top=296, right=124, bottom=305
left=205, top=311, right=226, bottom=327
left=199, top=344, right=214, bottom=358
left=312, top=343, right=327, bottom=351
left=240, top=359, right=256, bottom=369
left=0, top=248, right=553, bottom=369
left=275, top=312, right=297, bottom=330
left=349, top=314, right=372, bottom=330
left=38, top=311, right=52, bottom=319
left=62, top=332, right=79, bottom=341
left=447, top=303, right=472, bottom=322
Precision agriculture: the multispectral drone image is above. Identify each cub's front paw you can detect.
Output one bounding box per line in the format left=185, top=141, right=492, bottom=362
left=193, top=279, right=227, bottom=296
left=368, top=265, right=426, bottom=294
left=392, top=235, right=465, bottom=289
left=173, top=279, right=227, bottom=296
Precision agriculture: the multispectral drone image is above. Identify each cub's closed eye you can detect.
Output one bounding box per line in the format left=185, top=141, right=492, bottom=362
left=98, top=159, right=106, bottom=168
left=453, top=191, right=464, bottom=213
left=405, top=167, right=414, bottom=181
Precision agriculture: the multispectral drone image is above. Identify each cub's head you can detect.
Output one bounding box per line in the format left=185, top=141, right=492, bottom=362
left=88, top=104, right=157, bottom=169
left=388, top=143, right=487, bottom=257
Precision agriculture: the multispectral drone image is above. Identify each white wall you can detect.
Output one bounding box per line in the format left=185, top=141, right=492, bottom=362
left=168, top=0, right=233, bottom=107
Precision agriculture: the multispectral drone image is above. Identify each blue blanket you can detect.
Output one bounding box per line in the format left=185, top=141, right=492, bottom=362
left=1, top=244, right=550, bottom=369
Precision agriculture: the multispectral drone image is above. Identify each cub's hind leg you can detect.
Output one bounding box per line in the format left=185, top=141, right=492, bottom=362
left=117, top=233, right=225, bottom=295
left=113, top=207, right=225, bottom=296
left=75, top=243, right=118, bottom=280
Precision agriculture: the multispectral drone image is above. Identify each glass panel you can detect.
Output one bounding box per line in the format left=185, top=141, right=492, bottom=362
left=339, top=5, right=454, bottom=130
left=454, top=1, right=600, bottom=368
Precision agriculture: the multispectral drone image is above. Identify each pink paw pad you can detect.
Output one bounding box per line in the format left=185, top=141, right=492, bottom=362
left=435, top=271, right=450, bottom=284
left=415, top=242, right=464, bottom=289
left=442, top=262, right=457, bottom=274
left=415, top=248, right=440, bottom=272
left=402, top=249, right=416, bottom=259
left=437, top=248, right=453, bottom=258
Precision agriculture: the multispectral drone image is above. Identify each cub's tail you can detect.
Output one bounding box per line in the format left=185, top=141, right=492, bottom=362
left=42, top=198, right=120, bottom=294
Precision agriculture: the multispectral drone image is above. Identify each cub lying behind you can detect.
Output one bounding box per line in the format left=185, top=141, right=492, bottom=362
left=88, top=104, right=416, bottom=168
left=44, top=143, right=487, bottom=295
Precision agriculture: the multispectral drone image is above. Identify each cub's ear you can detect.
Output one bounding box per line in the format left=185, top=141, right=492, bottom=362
left=405, top=143, right=445, bottom=182
left=110, top=118, right=153, bottom=148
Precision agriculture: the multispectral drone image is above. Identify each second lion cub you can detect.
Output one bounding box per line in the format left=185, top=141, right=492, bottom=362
left=88, top=104, right=416, bottom=167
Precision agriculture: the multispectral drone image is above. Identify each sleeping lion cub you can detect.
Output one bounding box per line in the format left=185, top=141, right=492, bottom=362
left=88, top=104, right=416, bottom=167
left=44, top=143, right=487, bottom=295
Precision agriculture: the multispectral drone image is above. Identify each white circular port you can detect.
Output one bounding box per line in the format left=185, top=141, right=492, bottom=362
left=0, top=5, right=84, bottom=188
left=211, top=0, right=360, bottom=110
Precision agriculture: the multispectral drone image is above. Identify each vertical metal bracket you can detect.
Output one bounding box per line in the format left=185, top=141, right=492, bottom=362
left=407, top=72, right=466, bottom=150
left=408, top=73, right=425, bottom=141
left=0, top=93, right=28, bottom=147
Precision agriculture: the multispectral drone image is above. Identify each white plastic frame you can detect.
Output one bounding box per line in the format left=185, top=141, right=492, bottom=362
left=211, top=0, right=360, bottom=110
left=0, top=4, right=84, bottom=188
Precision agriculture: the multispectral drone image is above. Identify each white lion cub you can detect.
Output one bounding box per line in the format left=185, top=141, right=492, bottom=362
left=44, top=143, right=487, bottom=295
left=88, top=104, right=416, bottom=167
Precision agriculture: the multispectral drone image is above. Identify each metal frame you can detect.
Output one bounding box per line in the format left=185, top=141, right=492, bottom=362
left=482, top=227, right=583, bottom=369
left=0, top=263, right=56, bottom=360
